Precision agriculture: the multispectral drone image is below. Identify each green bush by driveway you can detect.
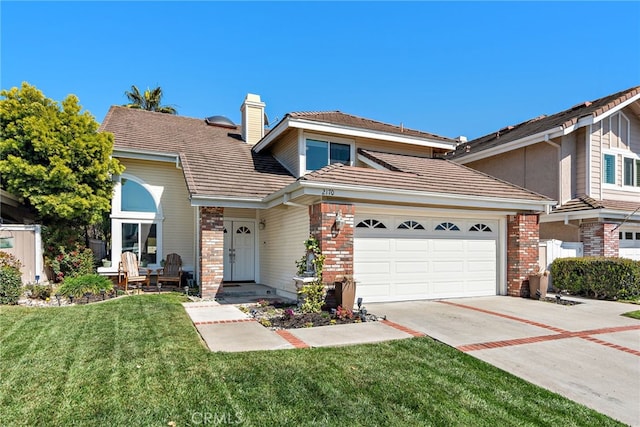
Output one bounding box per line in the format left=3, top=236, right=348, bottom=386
left=0, top=294, right=623, bottom=426
left=551, top=257, right=640, bottom=300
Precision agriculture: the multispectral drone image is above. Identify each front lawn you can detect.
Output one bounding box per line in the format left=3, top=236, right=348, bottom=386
left=0, top=294, right=622, bottom=426
left=622, top=309, right=640, bottom=320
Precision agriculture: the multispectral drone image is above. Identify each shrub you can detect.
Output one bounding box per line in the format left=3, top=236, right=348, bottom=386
left=298, top=281, right=325, bottom=314
left=0, top=252, right=23, bottom=305
left=47, top=244, right=95, bottom=282
left=57, top=274, right=114, bottom=298
left=551, top=257, right=640, bottom=300
left=24, top=283, right=53, bottom=300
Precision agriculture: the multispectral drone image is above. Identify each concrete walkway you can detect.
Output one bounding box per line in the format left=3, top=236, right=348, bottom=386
left=182, top=300, right=422, bottom=352
left=183, top=296, right=640, bottom=426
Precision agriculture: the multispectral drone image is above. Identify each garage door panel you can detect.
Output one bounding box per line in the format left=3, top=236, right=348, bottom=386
left=395, top=239, right=429, bottom=252
left=432, top=240, right=465, bottom=251
left=395, top=261, right=429, bottom=274
left=432, top=260, right=464, bottom=273
left=355, top=220, right=498, bottom=302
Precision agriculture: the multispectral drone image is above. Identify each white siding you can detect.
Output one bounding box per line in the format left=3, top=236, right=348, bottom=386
left=119, top=159, right=196, bottom=270
left=271, top=130, right=299, bottom=176
left=258, top=205, right=309, bottom=296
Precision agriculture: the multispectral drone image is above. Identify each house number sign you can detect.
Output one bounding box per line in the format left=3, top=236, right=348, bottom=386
left=322, top=188, right=335, bottom=196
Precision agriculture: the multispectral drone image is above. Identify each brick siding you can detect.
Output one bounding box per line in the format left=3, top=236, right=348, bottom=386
left=580, top=222, right=619, bottom=257
left=200, top=207, right=224, bottom=299
left=309, top=203, right=355, bottom=285
left=507, top=214, right=540, bottom=297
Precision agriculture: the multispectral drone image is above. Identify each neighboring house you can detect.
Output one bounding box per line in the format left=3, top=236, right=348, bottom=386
left=100, top=94, right=554, bottom=302
left=448, top=86, right=640, bottom=262
left=0, top=190, right=45, bottom=283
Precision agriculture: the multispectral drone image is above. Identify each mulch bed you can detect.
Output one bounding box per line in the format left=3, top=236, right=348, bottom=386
left=242, top=300, right=381, bottom=330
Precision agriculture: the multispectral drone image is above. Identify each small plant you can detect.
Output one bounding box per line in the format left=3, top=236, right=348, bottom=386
left=284, top=308, right=295, bottom=319
left=57, top=274, right=114, bottom=298
left=23, top=283, right=52, bottom=300
left=259, top=318, right=272, bottom=327
left=335, top=305, right=354, bottom=321
left=298, top=281, right=325, bottom=313
left=256, top=299, right=270, bottom=307
left=0, top=252, right=22, bottom=305
left=303, top=321, right=314, bottom=328
left=329, top=319, right=337, bottom=325
left=237, top=305, right=249, bottom=313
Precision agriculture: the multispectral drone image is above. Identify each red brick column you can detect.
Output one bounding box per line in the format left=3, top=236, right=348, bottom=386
left=580, top=222, right=619, bottom=257
left=200, top=207, right=224, bottom=299
left=309, top=203, right=354, bottom=284
left=507, top=214, right=540, bottom=297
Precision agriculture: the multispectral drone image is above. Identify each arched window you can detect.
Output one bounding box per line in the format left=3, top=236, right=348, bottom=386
left=356, top=219, right=387, bottom=229
left=121, top=179, right=157, bottom=212
left=111, top=175, right=162, bottom=268
left=469, top=223, right=492, bottom=232
left=435, top=222, right=460, bottom=231
left=398, top=220, right=425, bottom=230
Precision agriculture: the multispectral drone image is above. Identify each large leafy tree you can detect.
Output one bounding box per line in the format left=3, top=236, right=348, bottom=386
left=0, top=82, right=124, bottom=228
left=123, top=85, right=177, bottom=114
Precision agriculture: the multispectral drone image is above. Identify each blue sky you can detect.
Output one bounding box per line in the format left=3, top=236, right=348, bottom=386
left=2, top=1, right=639, bottom=140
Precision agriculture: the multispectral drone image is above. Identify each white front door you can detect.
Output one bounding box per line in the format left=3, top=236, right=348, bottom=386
left=223, top=221, right=255, bottom=281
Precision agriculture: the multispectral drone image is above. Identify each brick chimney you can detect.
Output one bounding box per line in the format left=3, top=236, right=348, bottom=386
left=240, top=93, right=265, bottom=145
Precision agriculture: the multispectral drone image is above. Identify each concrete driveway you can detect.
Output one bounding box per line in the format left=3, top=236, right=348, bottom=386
left=367, top=296, right=640, bottom=427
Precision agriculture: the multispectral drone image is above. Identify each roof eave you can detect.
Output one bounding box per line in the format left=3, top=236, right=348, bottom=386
left=296, top=181, right=555, bottom=213
left=114, top=147, right=180, bottom=164
left=253, top=116, right=457, bottom=153
left=541, top=208, right=640, bottom=223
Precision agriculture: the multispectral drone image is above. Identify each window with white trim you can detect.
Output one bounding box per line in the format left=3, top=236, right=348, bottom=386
left=305, top=138, right=352, bottom=171
left=603, top=153, right=616, bottom=185
left=111, top=175, right=162, bottom=268
left=623, top=157, right=640, bottom=187
left=469, top=223, right=492, bottom=232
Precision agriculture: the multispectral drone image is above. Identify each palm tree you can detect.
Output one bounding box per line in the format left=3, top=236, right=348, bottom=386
left=123, top=85, right=177, bottom=114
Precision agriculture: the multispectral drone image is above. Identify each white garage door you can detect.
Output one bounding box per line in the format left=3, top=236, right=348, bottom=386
left=354, top=216, right=498, bottom=303
left=619, top=229, right=640, bottom=261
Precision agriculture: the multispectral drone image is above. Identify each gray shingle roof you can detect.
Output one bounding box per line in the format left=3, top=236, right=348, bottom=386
left=302, top=149, right=551, bottom=202
left=449, top=85, right=640, bottom=160
left=100, top=106, right=295, bottom=199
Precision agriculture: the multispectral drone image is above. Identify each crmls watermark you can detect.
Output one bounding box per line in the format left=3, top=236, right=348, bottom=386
left=190, top=411, right=244, bottom=425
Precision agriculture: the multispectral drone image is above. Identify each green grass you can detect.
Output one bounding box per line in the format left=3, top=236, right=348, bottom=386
left=622, top=309, right=640, bottom=320
left=0, top=294, right=622, bottom=426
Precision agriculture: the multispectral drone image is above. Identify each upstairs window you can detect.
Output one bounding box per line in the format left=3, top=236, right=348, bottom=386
left=623, top=157, right=640, bottom=187
left=603, top=154, right=616, bottom=185
left=121, top=179, right=157, bottom=212
left=306, top=138, right=351, bottom=171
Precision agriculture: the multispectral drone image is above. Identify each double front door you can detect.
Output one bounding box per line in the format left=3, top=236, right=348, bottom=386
left=223, top=221, right=255, bottom=282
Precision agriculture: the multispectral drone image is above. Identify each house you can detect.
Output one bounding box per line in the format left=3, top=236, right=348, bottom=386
left=447, top=86, right=640, bottom=263
left=100, top=94, right=554, bottom=302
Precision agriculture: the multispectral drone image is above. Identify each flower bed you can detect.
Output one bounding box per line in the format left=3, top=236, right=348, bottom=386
left=239, top=299, right=383, bottom=329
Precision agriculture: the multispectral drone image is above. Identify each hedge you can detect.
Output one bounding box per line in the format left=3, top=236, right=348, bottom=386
left=550, top=257, right=640, bottom=300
